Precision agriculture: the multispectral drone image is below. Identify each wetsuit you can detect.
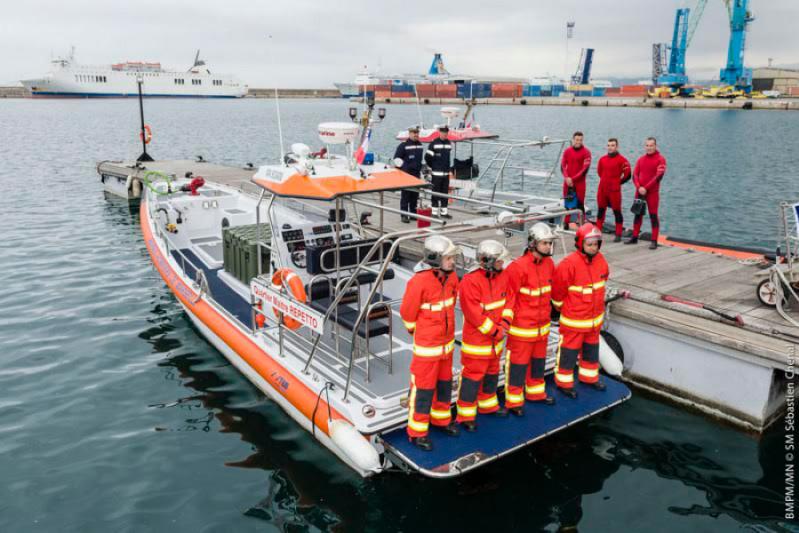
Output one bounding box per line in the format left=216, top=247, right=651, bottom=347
left=632, top=151, right=667, bottom=242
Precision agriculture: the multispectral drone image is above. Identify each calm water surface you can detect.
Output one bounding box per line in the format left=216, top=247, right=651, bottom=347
left=0, top=99, right=795, bottom=532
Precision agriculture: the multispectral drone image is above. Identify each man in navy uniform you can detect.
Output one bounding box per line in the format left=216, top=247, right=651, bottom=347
left=425, top=125, right=454, bottom=219
left=393, top=126, right=425, bottom=223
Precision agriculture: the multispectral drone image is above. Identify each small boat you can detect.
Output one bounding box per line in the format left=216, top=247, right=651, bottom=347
left=396, top=103, right=498, bottom=143
left=139, top=104, right=629, bottom=477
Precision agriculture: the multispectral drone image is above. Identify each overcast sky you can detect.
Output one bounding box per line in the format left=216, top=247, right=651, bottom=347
left=2, top=0, right=797, bottom=87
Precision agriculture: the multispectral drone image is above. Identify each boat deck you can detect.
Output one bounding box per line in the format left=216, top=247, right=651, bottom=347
left=99, top=159, right=796, bottom=374
left=381, top=376, right=630, bottom=477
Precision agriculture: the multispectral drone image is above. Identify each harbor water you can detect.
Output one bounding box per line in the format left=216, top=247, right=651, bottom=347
left=0, top=98, right=795, bottom=531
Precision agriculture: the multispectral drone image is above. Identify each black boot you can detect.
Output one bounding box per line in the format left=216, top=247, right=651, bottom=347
left=558, top=386, right=578, bottom=399
left=649, top=241, right=658, bottom=250
left=508, top=406, right=524, bottom=417
left=624, top=236, right=639, bottom=245
left=441, top=212, right=453, bottom=219
left=542, top=395, right=556, bottom=405
left=410, top=436, right=433, bottom=451
left=613, top=235, right=622, bottom=243
left=401, top=215, right=410, bottom=224
left=494, top=407, right=509, bottom=417
left=460, top=420, right=478, bottom=432
left=587, top=380, right=607, bottom=391
left=441, top=421, right=460, bottom=437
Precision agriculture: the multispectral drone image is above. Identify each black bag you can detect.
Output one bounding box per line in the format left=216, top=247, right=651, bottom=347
left=631, top=198, right=647, bottom=216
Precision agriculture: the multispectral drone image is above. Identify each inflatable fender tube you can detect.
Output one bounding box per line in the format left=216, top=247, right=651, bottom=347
left=329, top=420, right=382, bottom=473
left=598, top=334, right=623, bottom=376
left=126, top=175, right=134, bottom=192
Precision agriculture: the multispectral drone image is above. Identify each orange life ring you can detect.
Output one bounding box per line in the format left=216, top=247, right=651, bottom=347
left=271, top=268, right=307, bottom=330
left=255, top=302, right=266, bottom=328
left=139, top=124, right=152, bottom=144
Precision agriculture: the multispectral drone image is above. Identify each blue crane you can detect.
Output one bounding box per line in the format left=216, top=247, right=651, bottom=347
left=655, top=0, right=708, bottom=89
left=655, top=0, right=753, bottom=93
left=719, top=0, right=754, bottom=92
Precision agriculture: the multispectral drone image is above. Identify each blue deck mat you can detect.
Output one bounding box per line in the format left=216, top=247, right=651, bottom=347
left=381, top=376, right=630, bottom=472
left=171, top=249, right=253, bottom=327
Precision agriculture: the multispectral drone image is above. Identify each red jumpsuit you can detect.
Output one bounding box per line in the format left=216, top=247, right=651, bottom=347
left=456, top=269, right=512, bottom=422
left=596, top=153, right=631, bottom=237
left=561, top=146, right=592, bottom=227
left=503, top=251, right=555, bottom=406
left=551, top=250, right=609, bottom=388
left=632, top=151, right=667, bottom=242
left=400, top=268, right=459, bottom=438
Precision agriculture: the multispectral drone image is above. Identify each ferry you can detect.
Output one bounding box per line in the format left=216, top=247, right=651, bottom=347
left=134, top=102, right=630, bottom=477
left=20, top=49, right=247, bottom=98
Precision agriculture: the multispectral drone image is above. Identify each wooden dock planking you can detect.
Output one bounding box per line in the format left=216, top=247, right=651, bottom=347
left=97, top=159, right=799, bottom=360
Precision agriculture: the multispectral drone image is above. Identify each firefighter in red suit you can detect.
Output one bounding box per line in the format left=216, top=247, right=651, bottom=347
left=595, top=138, right=631, bottom=242
left=400, top=235, right=461, bottom=451
left=625, top=137, right=667, bottom=250
left=503, top=223, right=558, bottom=413
left=561, top=131, right=592, bottom=228
left=456, top=240, right=513, bottom=431
left=551, top=223, right=609, bottom=398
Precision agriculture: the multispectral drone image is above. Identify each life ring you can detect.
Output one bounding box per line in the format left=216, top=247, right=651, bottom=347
left=271, top=268, right=307, bottom=330
left=139, top=124, right=153, bottom=144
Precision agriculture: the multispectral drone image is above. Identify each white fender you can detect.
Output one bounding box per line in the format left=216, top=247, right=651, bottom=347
left=329, top=419, right=382, bottom=474
left=598, top=337, right=623, bottom=377
left=131, top=178, right=142, bottom=198
left=126, top=175, right=134, bottom=191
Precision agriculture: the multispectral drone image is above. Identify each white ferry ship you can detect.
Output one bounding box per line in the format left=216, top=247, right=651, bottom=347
left=21, top=49, right=247, bottom=98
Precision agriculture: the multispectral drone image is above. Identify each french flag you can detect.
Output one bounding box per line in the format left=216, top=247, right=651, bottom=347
left=355, top=128, right=371, bottom=164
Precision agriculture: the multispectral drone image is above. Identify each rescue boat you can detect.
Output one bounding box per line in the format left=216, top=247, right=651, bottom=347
left=395, top=104, right=499, bottom=143
left=140, top=106, right=630, bottom=478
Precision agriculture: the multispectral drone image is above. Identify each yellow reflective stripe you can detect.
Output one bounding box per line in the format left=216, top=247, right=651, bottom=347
left=579, top=367, right=600, bottom=378
left=408, top=377, right=429, bottom=432
left=501, top=308, right=514, bottom=320
left=526, top=383, right=545, bottom=395
left=508, top=323, right=551, bottom=338
left=506, top=391, right=524, bottom=403
left=457, top=404, right=477, bottom=417
left=403, top=320, right=416, bottom=331
left=559, top=313, right=605, bottom=329
left=461, top=340, right=504, bottom=356
left=520, top=285, right=551, bottom=296
left=478, top=317, right=495, bottom=334
left=413, top=340, right=456, bottom=357
left=478, top=396, right=498, bottom=409
left=551, top=300, right=563, bottom=309
left=567, top=281, right=605, bottom=294
left=420, top=297, right=455, bottom=312
left=482, top=299, right=506, bottom=311
left=430, top=409, right=452, bottom=420
left=556, top=372, right=574, bottom=383
left=408, top=418, right=429, bottom=432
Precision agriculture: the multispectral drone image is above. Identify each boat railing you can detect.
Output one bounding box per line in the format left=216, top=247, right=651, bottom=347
left=452, top=137, right=568, bottom=204
left=337, top=207, right=584, bottom=400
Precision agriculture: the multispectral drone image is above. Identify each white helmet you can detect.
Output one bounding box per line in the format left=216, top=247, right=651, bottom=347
left=528, top=222, right=556, bottom=256
left=423, top=235, right=461, bottom=271
left=477, top=239, right=510, bottom=272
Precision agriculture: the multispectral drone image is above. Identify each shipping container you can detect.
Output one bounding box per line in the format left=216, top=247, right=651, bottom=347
left=789, top=86, right=799, bottom=97
left=491, top=83, right=523, bottom=97
left=415, top=84, right=437, bottom=98
left=569, top=84, right=594, bottom=93
left=375, top=90, right=392, bottom=99
left=523, top=85, right=542, bottom=97
left=457, top=82, right=492, bottom=99
left=391, top=91, right=415, bottom=98
left=435, top=84, right=458, bottom=97
left=604, top=88, right=622, bottom=96
left=592, top=87, right=606, bottom=97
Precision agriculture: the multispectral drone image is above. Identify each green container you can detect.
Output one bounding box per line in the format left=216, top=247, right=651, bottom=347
left=223, top=228, right=234, bottom=274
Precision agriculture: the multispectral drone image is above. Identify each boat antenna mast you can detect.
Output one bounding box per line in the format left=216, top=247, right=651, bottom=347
left=267, top=35, right=286, bottom=165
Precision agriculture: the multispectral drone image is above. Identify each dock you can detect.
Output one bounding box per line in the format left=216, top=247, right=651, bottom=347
left=96, top=158, right=796, bottom=432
